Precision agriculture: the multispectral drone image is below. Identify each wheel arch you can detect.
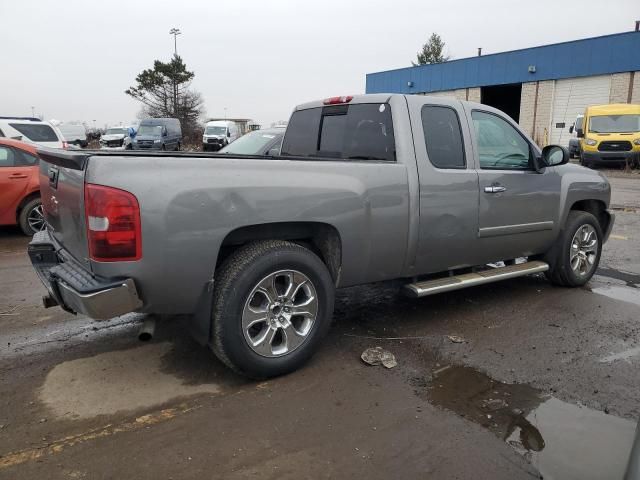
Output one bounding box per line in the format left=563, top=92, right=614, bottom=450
left=217, top=221, right=343, bottom=286
left=568, top=199, right=610, bottom=238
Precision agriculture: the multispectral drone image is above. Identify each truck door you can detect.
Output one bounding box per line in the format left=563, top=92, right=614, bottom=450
left=407, top=98, right=482, bottom=275
left=467, top=108, right=561, bottom=262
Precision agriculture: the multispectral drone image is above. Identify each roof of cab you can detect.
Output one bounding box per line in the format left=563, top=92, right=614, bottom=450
left=586, top=103, right=640, bottom=115
left=294, top=94, right=395, bottom=111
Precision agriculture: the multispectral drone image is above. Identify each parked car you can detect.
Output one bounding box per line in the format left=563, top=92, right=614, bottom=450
left=99, top=126, right=135, bottom=150
left=577, top=104, right=640, bottom=168
left=0, top=117, right=65, bottom=149
left=218, top=127, right=285, bottom=156
left=203, top=120, right=240, bottom=151
left=132, top=118, right=181, bottom=151
left=568, top=114, right=583, bottom=158
left=30, top=94, right=613, bottom=379
left=0, top=138, right=44, bottom=235
left=58, top=123, right=88, bottom=148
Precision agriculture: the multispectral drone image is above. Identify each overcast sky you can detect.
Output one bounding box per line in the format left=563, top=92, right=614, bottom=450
left=1, top=0, right=638, bottom=128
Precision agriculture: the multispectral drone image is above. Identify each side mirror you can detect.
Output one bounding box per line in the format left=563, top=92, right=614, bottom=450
left=576, top=127, right=584, bottom=138
left=162, top=128, right=168, bottom=137
left=569, top=125, right=574, bottom=134
left=541, top=145, right=569, bottom=167
left=227, top=132, right=231, bottom=138
left=266, top=147, right=280, bottom=156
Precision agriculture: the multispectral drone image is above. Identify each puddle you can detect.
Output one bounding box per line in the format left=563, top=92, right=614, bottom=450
left=600, top=345, right=640, bottom=363
left=427, top=366, right=636, bottom=480
left=591, top=284, right=640, bottom=307
left=40, top=342, right=220, bottom=419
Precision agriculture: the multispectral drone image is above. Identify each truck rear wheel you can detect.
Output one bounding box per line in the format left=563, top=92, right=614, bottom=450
left=211, top=240, right=335, bottom=378
left=545, top=211, right=602, bottom=287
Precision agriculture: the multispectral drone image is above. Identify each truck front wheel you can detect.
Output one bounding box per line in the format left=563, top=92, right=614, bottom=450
left=211, top=240, right=335, bottom=378
left=545, top=211, right=602, bottom=287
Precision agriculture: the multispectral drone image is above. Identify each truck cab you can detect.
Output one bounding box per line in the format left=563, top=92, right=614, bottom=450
left=577, top=104, right=640, bottom=168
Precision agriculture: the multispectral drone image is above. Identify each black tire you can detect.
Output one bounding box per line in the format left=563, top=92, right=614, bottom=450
left=544, top=211, right=602, bottom=287
left=579, top=152, right=590, bottom=168
left=18, top=197, right=45, bottom=236
left=211, top=240, right=335, bottom=379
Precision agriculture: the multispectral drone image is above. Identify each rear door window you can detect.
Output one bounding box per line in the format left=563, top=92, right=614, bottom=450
left=0, top=146, right=15, bottom=167
left=421, top=105, right=466, bottom=169
left=9, top=123, right=59, bottom=142
left=281, top=103, right=396, bottom=161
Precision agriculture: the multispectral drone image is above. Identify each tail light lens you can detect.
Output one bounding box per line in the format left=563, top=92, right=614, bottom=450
left=62, top=141, right=69, bottom=149
left=85, top=183, right=142, bottom=261
left=323, top=95, right=353, bottom=105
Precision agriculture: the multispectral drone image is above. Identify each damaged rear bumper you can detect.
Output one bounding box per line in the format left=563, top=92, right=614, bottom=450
left=28, top=230, right=142, bottom=320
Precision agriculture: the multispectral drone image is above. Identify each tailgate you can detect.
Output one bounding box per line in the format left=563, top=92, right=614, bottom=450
left=37, top=148, right=91, bottom=268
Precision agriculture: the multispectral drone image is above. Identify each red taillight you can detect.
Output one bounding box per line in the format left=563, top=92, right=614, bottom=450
left=63, top=141, right=69, bottom=149
left=323, top=95, right=353, bottom=105
left=85, top=183, right=142, bottom=262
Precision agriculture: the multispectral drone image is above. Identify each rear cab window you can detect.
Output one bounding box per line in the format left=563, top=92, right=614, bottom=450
left=9, top=123, right=59, bottom=142
left=421, top=105, right=466, bottom=169
left=281, top=103, right=396, bottom=161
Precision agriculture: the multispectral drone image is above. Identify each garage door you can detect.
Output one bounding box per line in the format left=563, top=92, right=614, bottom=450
left=550, top=75, right=611, bottom=146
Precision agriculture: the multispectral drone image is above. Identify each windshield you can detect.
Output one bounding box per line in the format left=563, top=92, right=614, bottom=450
left=219, top=131, right=282, bottom=155
left=138, top=125, right=163, bottom=136
left=105, top=128, right=126, bottom=135
left=9, top=123, right=59, bottom=142
left=589, top=114, right=640, bottom=133
left=205, top=126, right=227, bottom=135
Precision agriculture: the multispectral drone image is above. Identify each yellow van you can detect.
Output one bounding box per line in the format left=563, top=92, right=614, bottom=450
left=577, top=103, right=640, bottom=167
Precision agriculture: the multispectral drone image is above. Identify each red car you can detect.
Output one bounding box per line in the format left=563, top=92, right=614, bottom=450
left=0, top=138, right=44, bottom=235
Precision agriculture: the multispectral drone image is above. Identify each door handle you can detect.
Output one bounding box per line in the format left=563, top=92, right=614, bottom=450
left=9, top=174, right=28, bottom=179
left=484, top=185, right=506, bottom=193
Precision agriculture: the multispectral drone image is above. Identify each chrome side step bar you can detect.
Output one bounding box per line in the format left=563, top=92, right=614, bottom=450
left=403, top=261, right=549, bottom=298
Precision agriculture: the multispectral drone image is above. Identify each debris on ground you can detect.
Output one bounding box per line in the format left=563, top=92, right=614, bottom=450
left=361, top=347, right=397, bottom=369
left=447, top=335, right=465, bottom=344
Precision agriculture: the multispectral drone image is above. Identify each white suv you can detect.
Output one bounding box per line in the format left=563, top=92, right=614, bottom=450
left=0, top=117, right=65, bottom=149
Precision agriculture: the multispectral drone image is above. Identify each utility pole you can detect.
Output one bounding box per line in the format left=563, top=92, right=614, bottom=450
left=169, top=28, right=182, bottom=117
left=169, top=28, right=181, bottom=56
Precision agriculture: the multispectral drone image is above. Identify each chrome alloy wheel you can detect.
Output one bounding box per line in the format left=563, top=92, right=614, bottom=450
left=242, top=270, right=318, bottom=357
left=27, top=204, right=46, bottom=232
left=570, top=224, right=598, bottom=276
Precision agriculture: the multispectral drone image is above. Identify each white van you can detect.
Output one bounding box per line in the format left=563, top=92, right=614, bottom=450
left=0, top=117, right=65, bottom=149
left=203, top=120, right=240, bottom=151
left=58, top=123, right=88, bottom=148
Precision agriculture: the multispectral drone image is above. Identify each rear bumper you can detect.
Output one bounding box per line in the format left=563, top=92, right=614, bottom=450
left=28, top=230, right=143, bottom=320
left=583, top=150, right=640, bottom=163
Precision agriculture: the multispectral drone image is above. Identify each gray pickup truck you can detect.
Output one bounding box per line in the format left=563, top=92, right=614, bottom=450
left=29, top=94, right=614, bottom=378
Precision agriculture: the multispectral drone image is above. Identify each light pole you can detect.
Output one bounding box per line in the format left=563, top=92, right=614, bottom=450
left=31, top=106, right=35, bottom=117
left=169, top=28, right=181, bottom=56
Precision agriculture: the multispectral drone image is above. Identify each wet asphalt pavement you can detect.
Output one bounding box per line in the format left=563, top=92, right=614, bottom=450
left=1, top=174, right=639, bottom=479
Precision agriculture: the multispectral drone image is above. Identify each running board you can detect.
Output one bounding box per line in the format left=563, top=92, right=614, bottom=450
left=403, top=261, right=549, bottom=298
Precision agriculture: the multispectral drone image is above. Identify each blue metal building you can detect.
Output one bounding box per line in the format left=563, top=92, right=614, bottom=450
left=365, top=31, right=640, bottom=146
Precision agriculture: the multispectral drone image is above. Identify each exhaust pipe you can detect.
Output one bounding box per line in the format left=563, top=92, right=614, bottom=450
left=138, top=317, right=156, bottom=342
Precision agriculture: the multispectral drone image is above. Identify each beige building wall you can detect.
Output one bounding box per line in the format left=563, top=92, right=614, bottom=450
left=518, top=80, right=554, bottom=146
left=631, top=73, right=640, bottom=103
left=609, top=72, right=632, bottom=103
